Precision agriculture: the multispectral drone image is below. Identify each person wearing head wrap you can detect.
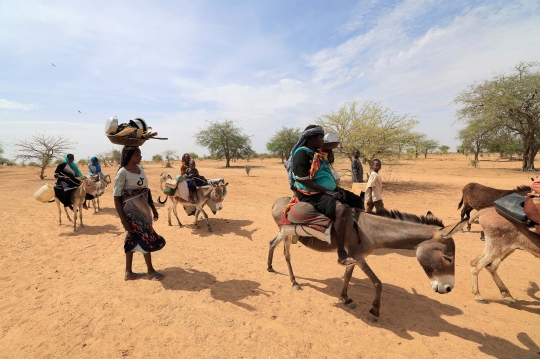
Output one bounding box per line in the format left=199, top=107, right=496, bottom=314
left=113, top=146, right=166, bottom=281
left=88, top=156, right=102, bottom=176
left=289, top=125, right=363, bottom=267
left=53, top=153, right=82, bottom=208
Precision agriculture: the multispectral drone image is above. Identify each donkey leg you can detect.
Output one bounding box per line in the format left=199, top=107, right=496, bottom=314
left=340, top=265, right=357, bottom=309
left=283, top=236, right=300, bottom=290
left=357, top=257, right=382, bottom=317
left=470, top=252, right=496, bottom=303
left=171, top=200, right=183, bottom=227
left=167, top=203, right=173, bottom=226
left=267, top=234, right=283, bottom=272
left=64, top=206, right=72, bottom=222
left=485, top=251, right=516, bottom=305
left=195, top=206, right=211, bottom=232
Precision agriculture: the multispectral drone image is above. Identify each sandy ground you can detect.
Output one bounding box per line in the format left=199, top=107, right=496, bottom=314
left=1, top=153, right=539, bottom=359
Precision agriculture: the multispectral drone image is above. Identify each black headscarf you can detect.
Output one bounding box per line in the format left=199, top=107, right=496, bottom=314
left=120, top=146, right=139, bottom=169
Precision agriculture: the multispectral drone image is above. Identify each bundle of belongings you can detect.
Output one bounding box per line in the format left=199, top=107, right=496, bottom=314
left=163, top=175, right=189, bottom=199
left=105, top=117, right=166, bottom=146
left=495, top=177, right=540, bottom=234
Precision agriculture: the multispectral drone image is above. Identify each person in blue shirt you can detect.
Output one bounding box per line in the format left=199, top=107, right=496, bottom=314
left=289, top=125, right=363, bottom=266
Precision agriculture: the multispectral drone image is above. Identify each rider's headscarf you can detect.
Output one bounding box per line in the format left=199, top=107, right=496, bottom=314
left=64, top=153, right=83, bottom=177
left=284, top=125, right=325, bottom=190
left=119, top=146, right=139, bottom=169
left=90, top=156, right=102, bottom=174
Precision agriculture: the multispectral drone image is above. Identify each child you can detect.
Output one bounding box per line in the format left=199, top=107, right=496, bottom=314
left=180, top=153, right=191, bottom=176
left=365, top=159, right=384, bottom=213
left=185, top=160, right=207, bottom=204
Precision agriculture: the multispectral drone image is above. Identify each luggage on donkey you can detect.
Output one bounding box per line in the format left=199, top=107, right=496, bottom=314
left=34, top=183, right=55, bottom=203
left=494, top=193, right=535, bottom=226
left=163, top=178, right=178, bottom=196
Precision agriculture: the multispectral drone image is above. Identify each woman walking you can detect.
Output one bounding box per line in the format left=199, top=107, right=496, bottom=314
left=113, top=146, right=166, bottom=281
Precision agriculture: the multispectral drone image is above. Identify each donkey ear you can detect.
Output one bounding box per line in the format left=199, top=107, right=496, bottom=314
left=439, top=219, right=468, bottom=238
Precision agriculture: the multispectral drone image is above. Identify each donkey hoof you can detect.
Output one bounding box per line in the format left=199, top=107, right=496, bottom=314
left=369, top=308, right=380, bottom=318
left=475, top=298, right=488, bottom=304
left=267, top=267, right=275, bottom=273
left=503, top=297, right=516, bottom=306
left=208, top=227, right=213, bottom=232
left=292, top=284, right=301, bottom=291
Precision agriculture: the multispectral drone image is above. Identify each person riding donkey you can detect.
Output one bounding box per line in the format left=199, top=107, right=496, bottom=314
left=286, top=125, right=363, bottom=266
left=185, top=159, right=207, bottom=204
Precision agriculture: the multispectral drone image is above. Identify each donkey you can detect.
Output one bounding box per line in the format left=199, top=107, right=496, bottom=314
left=458, top=183, right=530, bottom=233
left=167, top=183, right=228, bottom=232
left=269, top=197, right=465, bottom=317
left=90, top=174, right=111, bottom=213
left=55, top=177, right=98, bottom=231
left=469, top=207, right=540, bottom=305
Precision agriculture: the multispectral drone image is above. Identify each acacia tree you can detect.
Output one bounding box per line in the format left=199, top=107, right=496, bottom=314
left=162, top=149, right=177, bottom=167
left=195, top=120, right=252, bottom=167
left=456, top=119, right=494, bottom=161
left=15, top=133, right=75, bottom=179
left=317, top=101, right=418, bottom=161
left=418, top=139, right=439, bottom=159
left=266, top=126, right=302, bottom=162
left=454, top=62, right=540, bottom=171
left=438, top=145, right=450, bottom=154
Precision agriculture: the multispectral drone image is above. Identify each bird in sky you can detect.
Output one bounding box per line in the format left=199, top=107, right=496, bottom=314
left=78, top=110, right=81, bottom=113
left=51, top=63, right=56, bottom=67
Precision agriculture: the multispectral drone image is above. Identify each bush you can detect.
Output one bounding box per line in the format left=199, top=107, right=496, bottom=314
left=78, top=159, right=88, bottom=165
left=54, top=159, right=63, bottom=164
left=152, top=154, right=163, bottom=162
left=470, top=159, right=479, bottom=168
left=189, top=152, right=199, bottom=160
left=165, top=162, right=173, bottom=168
left=245, top=165, right=251, bottom=176
left=0, top=157, right=15, bottom=166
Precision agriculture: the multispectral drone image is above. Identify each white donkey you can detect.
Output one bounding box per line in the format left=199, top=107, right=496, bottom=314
left=89, top=174, right=111, bottom=213
left=55, top=177, right=98, bottom=231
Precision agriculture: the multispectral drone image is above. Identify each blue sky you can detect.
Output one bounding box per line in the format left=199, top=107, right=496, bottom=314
left=1, top=0, right=540, bottom=160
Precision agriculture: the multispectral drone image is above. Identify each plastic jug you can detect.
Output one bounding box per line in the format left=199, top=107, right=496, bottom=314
left=34, top=183, right=55, bottom=203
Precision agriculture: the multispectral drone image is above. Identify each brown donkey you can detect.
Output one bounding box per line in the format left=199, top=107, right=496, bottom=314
left=458, top=183, right=530, bottom=233
left=268, top=197, right=465, bottom=317
left=469, top=207, right=540, bottom=305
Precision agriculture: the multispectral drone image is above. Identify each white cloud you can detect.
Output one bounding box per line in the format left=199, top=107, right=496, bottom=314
left=0, top=99, right=38, bottom=110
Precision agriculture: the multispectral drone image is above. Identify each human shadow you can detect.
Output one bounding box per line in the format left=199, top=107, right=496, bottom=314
left=159, top=267, right=273, bottom=311
left=527, top=281, right=540, bottom=301
left=58, top=224, right=124, bottom=237
left=190, top=218, right=257, bottom=240
left=296, top=275, right=539, bottom=358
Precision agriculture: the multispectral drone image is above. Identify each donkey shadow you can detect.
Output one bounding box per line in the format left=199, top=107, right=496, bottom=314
left=159, top=267, right=272, bottom=311
left=58, top=224, right=123, bottom=237
left=193, top=219, right=257, bottom=240
left=298, top=275, right=539, bottom=358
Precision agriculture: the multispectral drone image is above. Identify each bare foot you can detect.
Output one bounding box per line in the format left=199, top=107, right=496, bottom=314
left=124, top=272, right=146, bottom=281
left=148, top=271, right=164, bottom=281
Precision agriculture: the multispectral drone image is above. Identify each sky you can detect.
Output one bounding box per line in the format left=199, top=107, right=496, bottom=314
left=1, top=0, right=540, bottom=161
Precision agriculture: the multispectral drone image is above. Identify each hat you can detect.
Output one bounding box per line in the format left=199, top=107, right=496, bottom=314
left=322, top=132, right=340, bottom=150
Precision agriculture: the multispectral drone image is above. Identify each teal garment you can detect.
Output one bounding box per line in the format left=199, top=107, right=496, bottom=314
left=293, top=147, right=337, bottom=192
left=64, top=154, right=82, bottom=177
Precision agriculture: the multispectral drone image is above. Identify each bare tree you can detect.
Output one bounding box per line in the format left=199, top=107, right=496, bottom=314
left=163, top=149, right=177, bottom=167
left=15, top=133, right=76, bottom=179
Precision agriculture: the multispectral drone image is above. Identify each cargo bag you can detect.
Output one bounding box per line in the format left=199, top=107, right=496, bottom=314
left=163, top=186, right=176, bottom=196
left=494, top=193, right=533, bottom=225
left=165, top=178, right=178, bottom=189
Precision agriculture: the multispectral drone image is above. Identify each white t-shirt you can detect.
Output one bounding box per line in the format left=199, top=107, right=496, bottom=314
left=113, top=165, right=148, bottom=196
left=365, top=171, right=383, bottom=201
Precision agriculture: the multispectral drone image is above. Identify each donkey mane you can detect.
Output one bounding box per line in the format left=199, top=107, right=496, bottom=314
left=515, top=185, right=530, bottom=191
left=372, top=209, right=445, bottom=228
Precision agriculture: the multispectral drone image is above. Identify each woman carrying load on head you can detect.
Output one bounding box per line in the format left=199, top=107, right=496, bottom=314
left=54, top=154, right=83, bottom=209
left=113, top=146, right=166, bottom=281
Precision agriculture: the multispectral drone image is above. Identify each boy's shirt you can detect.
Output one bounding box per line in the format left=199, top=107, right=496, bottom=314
left=365, top=170, right=383, bottom=201
left=185, top=168, right=199, bottom=177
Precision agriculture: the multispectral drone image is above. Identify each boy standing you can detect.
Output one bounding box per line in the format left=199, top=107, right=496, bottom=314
left=351, top=149, right=363, bottom=183
left=365, top=159, right=384, bottom=213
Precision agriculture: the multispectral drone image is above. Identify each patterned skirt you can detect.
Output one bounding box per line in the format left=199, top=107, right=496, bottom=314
left=122, top=188, right=166, bottom=254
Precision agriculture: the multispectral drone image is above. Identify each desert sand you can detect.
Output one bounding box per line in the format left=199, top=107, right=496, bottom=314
left=1, top=153, right=539, bottom=359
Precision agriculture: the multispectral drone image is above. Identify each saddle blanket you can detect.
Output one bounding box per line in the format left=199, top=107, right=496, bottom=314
left=278, top=200, right=333, bottom=244
left=279, top=224, right=332, bottom=245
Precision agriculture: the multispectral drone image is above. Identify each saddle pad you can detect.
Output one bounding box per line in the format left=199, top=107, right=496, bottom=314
left=494, top=193, right=530, bottom=225
left=287, top=201, right=333, bottom=230
left=177, top=180, right=190, bottom=202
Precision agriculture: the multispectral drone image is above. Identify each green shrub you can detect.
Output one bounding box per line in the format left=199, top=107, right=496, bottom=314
left=245, top=165, right=251, bottom=176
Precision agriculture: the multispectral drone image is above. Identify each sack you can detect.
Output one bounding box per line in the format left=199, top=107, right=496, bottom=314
left=165, top=178, right=177, bottom=189
left=34, top=183, right=55, bottom=203
left=163, top=186, right=176, bottom=196
left=176, top=175, right=184, bottom=183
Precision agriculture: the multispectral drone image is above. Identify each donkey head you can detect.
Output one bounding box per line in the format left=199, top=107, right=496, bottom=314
left=415, top=220, right=465, bottom=294
left=82, top=177, right=98, bottom=195
left=208, top=182, right=228, bottom=210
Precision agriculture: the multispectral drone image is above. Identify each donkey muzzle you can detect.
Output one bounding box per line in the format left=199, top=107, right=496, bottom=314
left=430, top=276, right=455, bottom=294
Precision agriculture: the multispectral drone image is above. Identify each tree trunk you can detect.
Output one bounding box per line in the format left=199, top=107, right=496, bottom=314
left=226, top=157, right=230, bottom=168
left=522, top=145, right=537, bottom=171
left=39, top=166, right=46, bottom=180
left=474, top=151, right=479, bottom=161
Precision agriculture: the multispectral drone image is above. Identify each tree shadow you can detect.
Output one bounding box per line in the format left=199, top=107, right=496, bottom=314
left=295, top=275, right=539, bottom=358
left=159, top=267, right=273, bottom=311
left=58, top=224, right=123, bottom=237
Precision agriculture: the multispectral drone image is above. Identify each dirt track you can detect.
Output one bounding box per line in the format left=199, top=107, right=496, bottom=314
left=1, top=154, right=539, bottom=358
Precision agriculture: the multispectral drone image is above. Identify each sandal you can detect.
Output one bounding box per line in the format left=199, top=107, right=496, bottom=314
left=124, top=272, right=146, bottom=281
left=337, top=257, right=357, bottom=267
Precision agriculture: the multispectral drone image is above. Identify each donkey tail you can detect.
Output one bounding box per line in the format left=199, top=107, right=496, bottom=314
left=158, top=196, right=168, bottom=204
left=457, top=197, right=463, bottom=209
